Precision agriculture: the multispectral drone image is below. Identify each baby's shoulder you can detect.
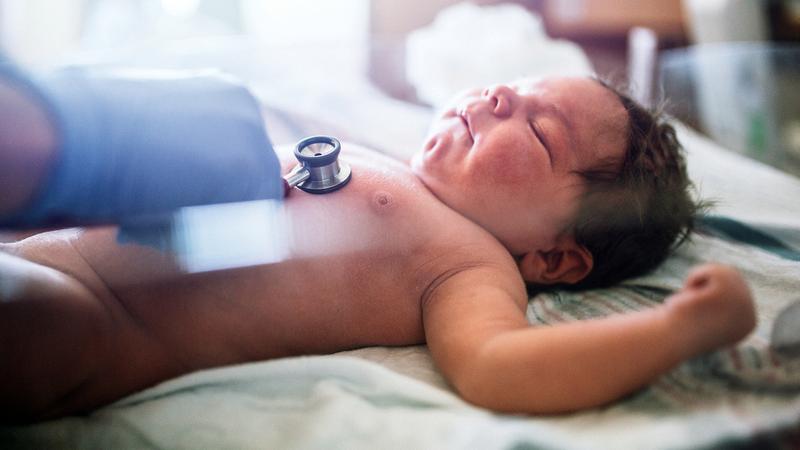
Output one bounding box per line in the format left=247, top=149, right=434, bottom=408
left=413, top=218, right=527, bottom=294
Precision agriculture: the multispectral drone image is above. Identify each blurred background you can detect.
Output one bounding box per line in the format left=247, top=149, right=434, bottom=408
left=1, top=0, right=799, bottom=176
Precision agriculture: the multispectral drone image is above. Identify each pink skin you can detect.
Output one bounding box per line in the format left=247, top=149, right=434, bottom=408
left=666, top=263, right=756, bottom=356
left=411, top=77, right=628, bottom=260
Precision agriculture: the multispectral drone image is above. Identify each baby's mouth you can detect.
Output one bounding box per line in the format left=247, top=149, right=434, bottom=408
left=457, top=111, right=474, bottom=143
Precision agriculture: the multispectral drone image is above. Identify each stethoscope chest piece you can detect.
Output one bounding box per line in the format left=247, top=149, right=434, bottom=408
left=283, top=135, right=352, bottom=194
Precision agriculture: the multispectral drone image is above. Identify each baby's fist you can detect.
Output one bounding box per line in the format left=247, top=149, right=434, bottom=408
left=666, top=263, right=756, bottom=355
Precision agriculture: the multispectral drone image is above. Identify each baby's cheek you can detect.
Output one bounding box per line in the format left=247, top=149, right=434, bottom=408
left=473, top=134, right=538, bottom=184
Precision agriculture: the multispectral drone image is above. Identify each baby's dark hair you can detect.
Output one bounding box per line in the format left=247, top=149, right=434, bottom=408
left=559, top=80, right=703, bottom=290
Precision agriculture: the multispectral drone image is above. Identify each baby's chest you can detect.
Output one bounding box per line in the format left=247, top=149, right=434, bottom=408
left=283, top=159, right=436, bottom=259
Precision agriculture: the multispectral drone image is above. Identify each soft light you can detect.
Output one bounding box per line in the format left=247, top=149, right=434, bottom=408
left=160, top=0, right=200, bottom=18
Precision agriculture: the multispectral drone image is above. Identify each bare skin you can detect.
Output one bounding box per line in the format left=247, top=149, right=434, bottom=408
left=0, top=77, right=757, bottom=422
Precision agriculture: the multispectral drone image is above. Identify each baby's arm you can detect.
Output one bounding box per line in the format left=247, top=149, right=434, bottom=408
left=422, top=263, right=755, bottom=414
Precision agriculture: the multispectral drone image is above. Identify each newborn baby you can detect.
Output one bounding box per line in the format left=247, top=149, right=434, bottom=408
left=0, top=77, right=755, bottom=422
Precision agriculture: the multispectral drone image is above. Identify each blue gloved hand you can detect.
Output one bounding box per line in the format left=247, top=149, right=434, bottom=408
left=1, top=66, right=283, bottom=227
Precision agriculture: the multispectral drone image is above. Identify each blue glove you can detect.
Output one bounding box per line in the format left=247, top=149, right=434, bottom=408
left=0, top=65, right=283, bottom=227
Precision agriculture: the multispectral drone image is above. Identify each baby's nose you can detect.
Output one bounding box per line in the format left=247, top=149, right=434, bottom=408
left=482, top=84, right=515, bottom=118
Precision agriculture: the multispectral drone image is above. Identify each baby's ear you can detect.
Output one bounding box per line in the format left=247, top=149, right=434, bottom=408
left=517, top=236, right=593, bottom=285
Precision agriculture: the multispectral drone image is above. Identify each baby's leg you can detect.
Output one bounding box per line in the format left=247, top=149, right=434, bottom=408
left=0, top=240, right=180, bottom=423
left=0, top=246, right=113, bottom=422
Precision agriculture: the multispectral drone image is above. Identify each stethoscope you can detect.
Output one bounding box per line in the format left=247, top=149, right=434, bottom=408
left=282, top=135, right=352, bottom=195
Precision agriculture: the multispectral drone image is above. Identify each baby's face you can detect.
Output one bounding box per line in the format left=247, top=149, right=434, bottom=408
left=411, top=76, right=628, bottom=255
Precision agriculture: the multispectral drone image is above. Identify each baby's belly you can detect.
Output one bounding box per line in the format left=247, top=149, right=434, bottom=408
left=102, top=244, right=429, bottom=367
left=67, top=198, right=435, bottom=367
left=241, top=250, right=428, bottom=353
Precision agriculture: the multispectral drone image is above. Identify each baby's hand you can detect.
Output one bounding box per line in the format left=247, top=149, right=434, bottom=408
left=665, top=263, right=756, bottom=356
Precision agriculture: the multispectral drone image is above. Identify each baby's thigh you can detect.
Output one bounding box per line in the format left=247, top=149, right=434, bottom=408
left=0, top=246, right=114, bottom=421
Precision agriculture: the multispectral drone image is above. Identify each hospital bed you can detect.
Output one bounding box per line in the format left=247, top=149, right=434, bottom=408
left=2, top=36, right=800, bottom=449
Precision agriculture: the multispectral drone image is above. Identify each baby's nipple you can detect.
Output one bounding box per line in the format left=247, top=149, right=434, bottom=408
left=371, top=191, right=395, bottom=213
